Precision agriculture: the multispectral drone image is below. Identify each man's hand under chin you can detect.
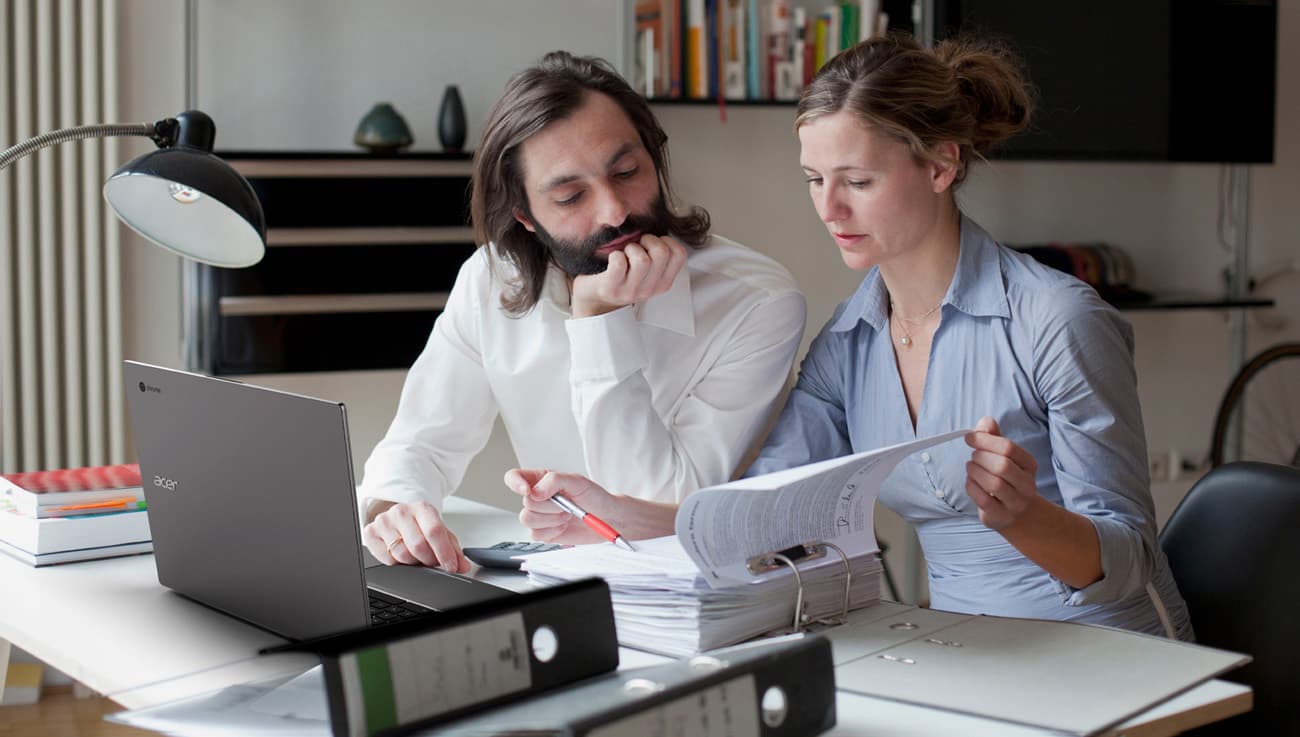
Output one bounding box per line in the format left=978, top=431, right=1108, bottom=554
left=570, top=234, right=688, bottom=318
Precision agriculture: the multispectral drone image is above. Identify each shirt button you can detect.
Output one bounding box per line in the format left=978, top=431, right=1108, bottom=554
left=933, top=487, right=944, bottom=498
left=920, top=452, right=931, bottom=463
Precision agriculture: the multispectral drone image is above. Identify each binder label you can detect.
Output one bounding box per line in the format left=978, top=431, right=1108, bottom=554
left=586, top=674, right=759, bottom=737
left=339, top=612, right=531, bottom=736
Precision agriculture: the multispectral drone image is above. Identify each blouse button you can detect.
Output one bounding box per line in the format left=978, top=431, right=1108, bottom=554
left=933, top=487, right=944, bottom=498
left=920, top=452, right=931, bottom=463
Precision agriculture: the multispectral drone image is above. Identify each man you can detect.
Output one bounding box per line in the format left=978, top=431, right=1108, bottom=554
left=359, top=51, right=805, bottom=571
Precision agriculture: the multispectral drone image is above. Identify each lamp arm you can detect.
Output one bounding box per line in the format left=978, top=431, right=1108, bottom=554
left=0, top=119, right=178, bottom=171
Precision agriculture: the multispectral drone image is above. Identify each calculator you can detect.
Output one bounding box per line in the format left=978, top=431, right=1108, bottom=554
left=462, top=541, right=569, bottom=570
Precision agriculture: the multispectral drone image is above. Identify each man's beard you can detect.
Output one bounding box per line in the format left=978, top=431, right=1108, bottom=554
left=531, top=197, right=675, bottom=276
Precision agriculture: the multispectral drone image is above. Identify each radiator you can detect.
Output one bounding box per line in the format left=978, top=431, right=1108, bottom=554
left=1, top=0, right=124, bottom=473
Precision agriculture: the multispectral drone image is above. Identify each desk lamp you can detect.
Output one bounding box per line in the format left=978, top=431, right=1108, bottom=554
left=0, top=109, right=265, bottom=268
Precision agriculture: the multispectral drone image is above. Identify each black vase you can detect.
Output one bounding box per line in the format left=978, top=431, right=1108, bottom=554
left=438, top=84, right=467, bottom=154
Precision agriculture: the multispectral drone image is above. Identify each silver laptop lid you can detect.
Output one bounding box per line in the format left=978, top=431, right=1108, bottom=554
left=124, top=361, right=371, bottom=640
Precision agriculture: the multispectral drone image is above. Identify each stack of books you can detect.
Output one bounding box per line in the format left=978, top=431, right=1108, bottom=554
left=0, top=463, right=152, bottom=565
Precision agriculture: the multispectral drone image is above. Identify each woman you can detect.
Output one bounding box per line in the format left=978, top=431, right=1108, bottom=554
left=507, top=34, right=1192, bottom=640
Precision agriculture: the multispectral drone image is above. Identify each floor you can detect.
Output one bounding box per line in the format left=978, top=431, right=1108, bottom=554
left=0, top=688, right=153, bottom=737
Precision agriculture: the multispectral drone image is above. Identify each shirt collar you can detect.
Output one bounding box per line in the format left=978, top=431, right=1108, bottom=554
left=829, top=214, right=1010, bottom=333
left=541, top=260, right=696, bottom=338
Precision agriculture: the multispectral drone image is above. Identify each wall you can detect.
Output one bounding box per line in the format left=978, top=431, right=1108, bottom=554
left=118, top=0, right=624, bottom=510
left=118, top=3, right=1299, bottom=576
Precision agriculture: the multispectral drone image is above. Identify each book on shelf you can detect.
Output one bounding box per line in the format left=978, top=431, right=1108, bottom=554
left=633, top=0, right=664, bottom=96
left=521, top=429, right=968, bottom=657
left=0, top=506, right=152, bottom=566
left=686, top=0, right=708, bottom=98
left=1, top=462, right=145, bottom=518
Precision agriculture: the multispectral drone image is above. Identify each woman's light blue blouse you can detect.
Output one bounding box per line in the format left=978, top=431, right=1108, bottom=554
left=749, top=216, right=1192, bottom=640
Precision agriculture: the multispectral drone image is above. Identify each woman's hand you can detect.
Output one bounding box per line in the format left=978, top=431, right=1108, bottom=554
left=965, top=416, right=1043, bottom=531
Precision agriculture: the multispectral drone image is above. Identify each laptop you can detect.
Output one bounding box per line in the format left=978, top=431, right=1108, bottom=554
left=123, top=361, right=511, bottom=641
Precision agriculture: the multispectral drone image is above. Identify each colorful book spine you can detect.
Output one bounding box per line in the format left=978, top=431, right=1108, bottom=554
left=687, top=0, right=708, bottom=98
left=792, top=6, right=807, bottom=96
left=840, top=2, right=859, bottom=52
left=723, top=0, right=747, bottom=100
left=859, top=0, right=881, bottom=41
left=706, top=0, right=719, bottom=99
left=746, top=0, right=761, bottom=98
left=2, top=463, right=141, bottom=492
left=814, top=12, right=830, bottom=73
left=676, top=0, right=686, bottom=97
left=767, top=0, right=791, bottom=102
left=635, top=1, right=663, bottom=96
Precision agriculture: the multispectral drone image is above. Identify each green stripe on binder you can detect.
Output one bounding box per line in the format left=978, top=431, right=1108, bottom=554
left=355, top=646, right=397, bottom=735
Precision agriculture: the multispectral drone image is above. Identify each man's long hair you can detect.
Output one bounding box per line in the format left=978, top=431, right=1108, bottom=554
left=470, top=51, right=710, bottom=315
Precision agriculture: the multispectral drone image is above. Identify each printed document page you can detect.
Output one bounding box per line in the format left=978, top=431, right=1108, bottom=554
left=677, top=430, right=968, bottom=585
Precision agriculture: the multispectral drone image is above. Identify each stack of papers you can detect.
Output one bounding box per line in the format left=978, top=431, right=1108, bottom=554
left=524, top=430, right=970, bottom=657
left=525, top=536, right=881, bottom=657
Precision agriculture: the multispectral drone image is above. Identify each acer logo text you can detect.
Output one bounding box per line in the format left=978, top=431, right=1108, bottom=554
left=154, top=475, right=179, bottom=491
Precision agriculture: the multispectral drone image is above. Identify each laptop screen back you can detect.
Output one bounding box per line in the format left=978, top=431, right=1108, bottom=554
left=124, top=361, right=372, bottom=639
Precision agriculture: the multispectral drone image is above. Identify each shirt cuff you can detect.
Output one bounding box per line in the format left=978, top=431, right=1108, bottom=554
left=357, top=485, right=445, bottom=522
left=565, top=305, right=647, bottom=383
left=1053, top=515, right=1139, bottom=606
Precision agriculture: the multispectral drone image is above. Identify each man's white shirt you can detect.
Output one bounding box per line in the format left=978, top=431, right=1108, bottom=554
left=358, top=234, right=806, bottom=512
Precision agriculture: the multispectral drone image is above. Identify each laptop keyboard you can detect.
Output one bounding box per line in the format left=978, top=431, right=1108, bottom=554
left=368, top=589, right=433, bottom=623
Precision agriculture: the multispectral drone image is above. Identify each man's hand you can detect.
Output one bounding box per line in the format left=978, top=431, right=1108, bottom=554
left=570, top=234, right=688, bottom=318
left=361, top=501, right=471, bottom=572
left=504, top=469, right=620, bottom=544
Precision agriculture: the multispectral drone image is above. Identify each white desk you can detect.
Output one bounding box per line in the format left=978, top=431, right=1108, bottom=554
left=0, top=497, right=1249, bottom=735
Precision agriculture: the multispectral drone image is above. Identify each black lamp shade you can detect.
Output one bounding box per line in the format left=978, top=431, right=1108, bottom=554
left=103, top=146, right=266, bottom=268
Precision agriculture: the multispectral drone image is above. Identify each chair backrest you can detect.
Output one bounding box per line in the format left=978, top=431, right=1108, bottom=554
left=1159, top=461, right=1300, bottom=735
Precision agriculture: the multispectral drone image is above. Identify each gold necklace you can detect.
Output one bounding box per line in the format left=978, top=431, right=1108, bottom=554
left=889, top=299, right=943, bottom=348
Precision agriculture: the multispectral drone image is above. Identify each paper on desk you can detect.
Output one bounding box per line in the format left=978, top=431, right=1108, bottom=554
left=524, top=534, right=883, bottom=657
left=107, top=668, right=330, bottom=736
left=247, top=665, right=329, bottom=720
left=678, top=429, right=969, bottom=585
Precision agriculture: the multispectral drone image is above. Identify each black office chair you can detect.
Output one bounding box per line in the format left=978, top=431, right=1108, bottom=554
left=1159, top=461, right=1300, bottom=735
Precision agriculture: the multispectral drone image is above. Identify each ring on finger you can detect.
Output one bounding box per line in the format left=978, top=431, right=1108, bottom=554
left=387, top=537, right=405, bottom=552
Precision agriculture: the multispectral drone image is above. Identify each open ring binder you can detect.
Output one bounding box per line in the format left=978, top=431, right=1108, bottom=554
left=746, top=539, right=855, bottom=633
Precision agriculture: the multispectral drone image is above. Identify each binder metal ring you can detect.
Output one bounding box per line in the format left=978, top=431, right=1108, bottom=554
left=766, top=552, right=808, bottom=631
left=746, top=540, right=855, bottom=631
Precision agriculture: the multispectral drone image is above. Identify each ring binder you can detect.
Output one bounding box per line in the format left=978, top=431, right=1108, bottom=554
left=747, top=539, right=855, bottom=633
left=424, top=633, right=838, bottom=737
left=271, top=579, right=620, bottom=737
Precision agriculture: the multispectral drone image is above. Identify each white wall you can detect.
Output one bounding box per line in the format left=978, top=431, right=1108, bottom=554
left=118, top=2, right=1300, bottom=545
left=118, top=0, right=624, bottom=510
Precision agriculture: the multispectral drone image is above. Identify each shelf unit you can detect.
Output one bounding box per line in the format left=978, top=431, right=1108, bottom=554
left=199, top=151, right=475, bottom=375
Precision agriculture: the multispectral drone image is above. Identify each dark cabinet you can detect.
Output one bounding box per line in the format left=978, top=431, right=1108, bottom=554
left=200, top=152, right=475, bottom=374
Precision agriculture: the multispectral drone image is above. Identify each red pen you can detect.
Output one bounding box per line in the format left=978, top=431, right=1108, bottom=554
left=550, top=493, right=636, bottom=552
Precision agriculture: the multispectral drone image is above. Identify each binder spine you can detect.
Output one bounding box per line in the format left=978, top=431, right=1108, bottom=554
left=571, top=635, right=836, bottom=737
left=316, top=579, right=618, bottom=737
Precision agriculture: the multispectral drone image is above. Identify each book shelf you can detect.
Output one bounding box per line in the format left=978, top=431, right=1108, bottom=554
left=198, top=151, right=475, bottom=375
left=630, top=0, right=917, bottom=106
